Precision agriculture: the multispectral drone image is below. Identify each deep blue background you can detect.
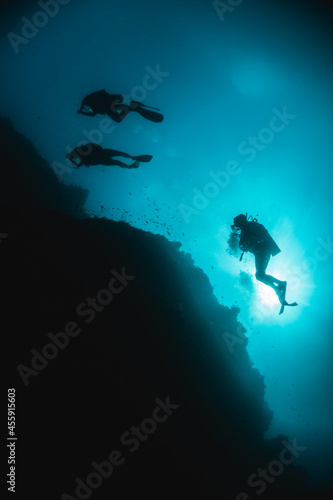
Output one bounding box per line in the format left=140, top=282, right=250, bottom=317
left=1, top=0, right=332, bottom=491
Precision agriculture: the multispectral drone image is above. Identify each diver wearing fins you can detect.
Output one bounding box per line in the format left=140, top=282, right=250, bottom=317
left=77, top=90, right=164, bottom=123
left=66, top=143, right=153, bottom=169
left=231, top=214, right=298, bottom=315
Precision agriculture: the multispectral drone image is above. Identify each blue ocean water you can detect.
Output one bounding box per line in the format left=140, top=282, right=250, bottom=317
left=1, top=0, right=333, bottom=489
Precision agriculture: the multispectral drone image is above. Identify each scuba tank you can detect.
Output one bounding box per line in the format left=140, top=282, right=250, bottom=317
left=232, top=213, right=281, bottom=260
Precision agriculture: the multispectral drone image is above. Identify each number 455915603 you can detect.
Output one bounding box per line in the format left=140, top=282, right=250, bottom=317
left=8, top=389, right=16, bottom=436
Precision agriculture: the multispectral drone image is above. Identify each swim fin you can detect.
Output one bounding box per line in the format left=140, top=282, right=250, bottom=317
left=131, top=103, right=164, bottom=122
left=131, top=100, right=160, bottom=110
left=132, top=155, right=153, bottom=162
left=279, top=300, right=298, bottom=315
left=278, top=282, right=298, bottom=315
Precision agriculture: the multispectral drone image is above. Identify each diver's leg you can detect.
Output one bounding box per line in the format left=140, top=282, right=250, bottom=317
left=255, top=252, right=277, bottom=289
left=106, top=110, right=122, bottom=122
left=103, top=149, right=132, bottom=159
left=113, top=103, right=132, bottom=121
left=255, top=252, right=286, bottom=299
left=270, top=276, right=285, bottom=286
left=107, top=102, right=131, bottom=122
left=102, top=159, right=139, bottom=169
left=260, top=274, right=286, bottom=296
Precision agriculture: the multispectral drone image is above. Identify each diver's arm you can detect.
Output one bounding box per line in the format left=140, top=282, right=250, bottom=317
left=67, top=156, right=83, bottom=168
left=78, top=109, right=97, bottom=116
left=239, top=232, right=247, bottom=250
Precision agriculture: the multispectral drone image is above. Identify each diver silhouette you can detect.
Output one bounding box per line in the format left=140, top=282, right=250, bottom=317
left=66, top=143, right=153, bottom=169
left=231, top=214, right=297, bottom=315
left=77, top=90, right=164, bottom=123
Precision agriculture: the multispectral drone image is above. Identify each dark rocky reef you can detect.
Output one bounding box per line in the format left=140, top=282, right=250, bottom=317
left=1, top=116, right=323, bottom=498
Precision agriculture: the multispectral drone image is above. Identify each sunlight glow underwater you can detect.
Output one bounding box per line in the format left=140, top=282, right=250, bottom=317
left=1, top=0, right=333, bottom=488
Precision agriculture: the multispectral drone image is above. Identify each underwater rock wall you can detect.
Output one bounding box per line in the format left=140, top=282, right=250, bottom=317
left=1, top=117, right=315, bottom=498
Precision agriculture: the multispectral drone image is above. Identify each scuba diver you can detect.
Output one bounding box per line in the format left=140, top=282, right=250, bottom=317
left=231, top=214, right=297, bottom=315
left=66, top=143, right=153, bottom=169
left=77, top=90, right=164, bottom=123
